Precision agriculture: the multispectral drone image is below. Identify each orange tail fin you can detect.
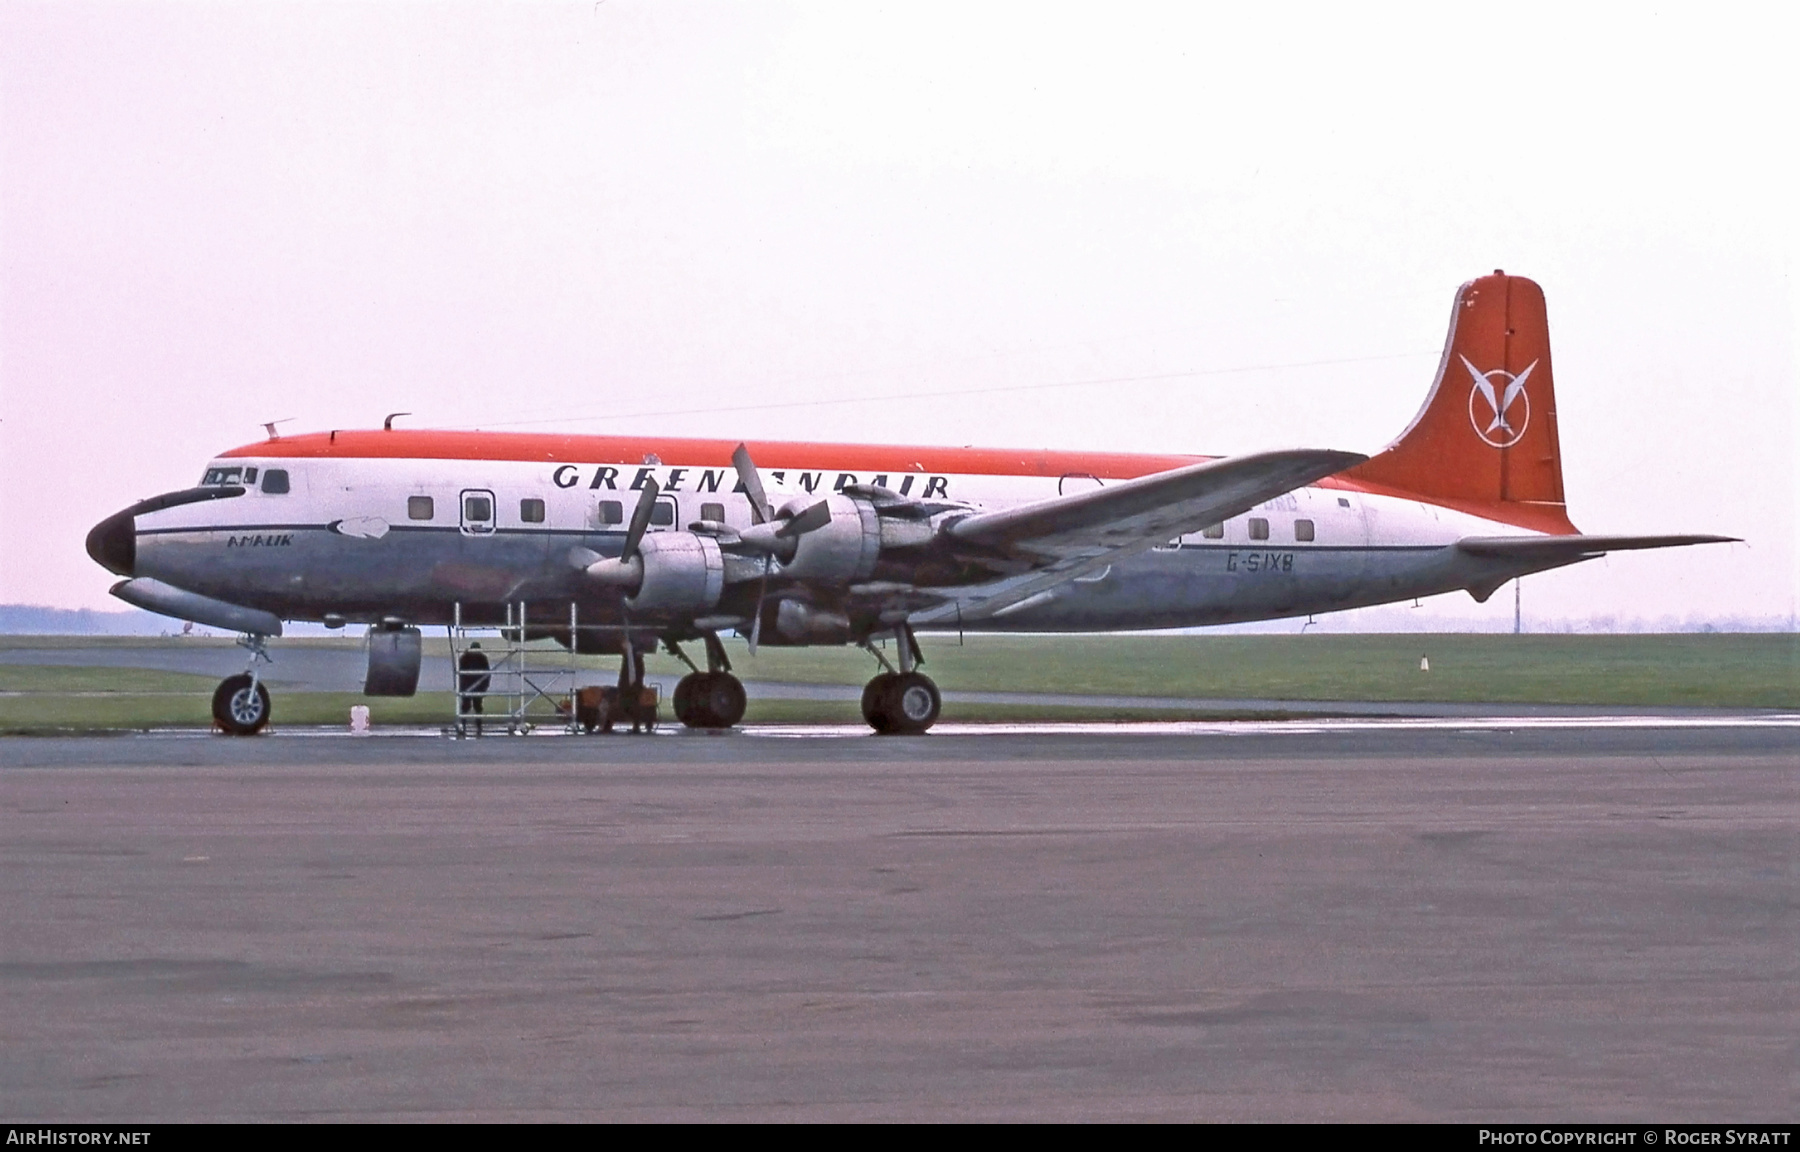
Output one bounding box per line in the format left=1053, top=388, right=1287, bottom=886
left=1344, top=272, right=1577, bottom=534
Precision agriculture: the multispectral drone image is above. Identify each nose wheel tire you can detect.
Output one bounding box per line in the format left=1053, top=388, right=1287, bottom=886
left=864, top=671, right=939, bottom=735
left=212, top=674, right=271, bottom=736
left=673, top=672, right=747, bottom=729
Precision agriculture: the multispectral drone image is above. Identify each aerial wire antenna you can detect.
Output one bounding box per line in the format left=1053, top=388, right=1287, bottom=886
left=261, top=418, right=296, bottom=440
left=384, top=412, right=412, bottom=431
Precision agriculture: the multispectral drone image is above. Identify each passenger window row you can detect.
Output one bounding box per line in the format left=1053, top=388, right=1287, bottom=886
left=1197, top=517, right=1316, bottom=542
left=403, top=495, right=692, bottom=528
left=408, top=496, right=549, bottom=523
left=397, top=496, right=1322, bottom=540
left=594, top=500, right=674, bottom=527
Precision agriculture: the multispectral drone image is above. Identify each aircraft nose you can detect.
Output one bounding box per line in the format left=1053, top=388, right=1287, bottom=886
left=85, top=508, right=137, bottom=576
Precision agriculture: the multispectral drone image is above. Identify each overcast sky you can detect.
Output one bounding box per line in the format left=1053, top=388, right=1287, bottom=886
left=2, top=2, right=1794, bottom=623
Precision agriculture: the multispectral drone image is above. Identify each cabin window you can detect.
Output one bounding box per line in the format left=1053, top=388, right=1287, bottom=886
left=700, top=502, right=726, bottom=523
left=463, top=495, right=492, bottom=523
left=260, top=469, right=289, bottom=495
left=1201, top=523, right=1224, bottom=539
left=1294, top=519, right=1315, bottom=542
left=520, top=498, right=545, bottom=523
left=597, top=500, right=623, bottom=526
left=201, top=466, right=243, bottom=486
left=650, top=502, right=674, bottom=527
left=408, top=496, right=434, bottom=521
left=1248, top=517, right=1270, bottom=541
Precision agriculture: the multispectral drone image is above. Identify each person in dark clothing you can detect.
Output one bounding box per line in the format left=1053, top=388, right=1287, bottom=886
left=458, top=643, right=491, bottom=735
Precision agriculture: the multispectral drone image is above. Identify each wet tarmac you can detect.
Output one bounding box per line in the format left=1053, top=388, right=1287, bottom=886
left=2, top=722, right=1794, bottom=1120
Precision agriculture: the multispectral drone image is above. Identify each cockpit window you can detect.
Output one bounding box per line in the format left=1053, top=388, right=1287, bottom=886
left=260, top=469, right=290, bottom=495
left=201, top=466, right=243, bottom=486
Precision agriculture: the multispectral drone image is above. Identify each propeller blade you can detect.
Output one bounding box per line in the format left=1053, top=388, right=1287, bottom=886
left=732, top=444, right=771, bottom=525
left=748, top=555, right=769, bottom=655
left=777, top=499, right=832, bottom=538
left=621, top=478, right=660, bottom=561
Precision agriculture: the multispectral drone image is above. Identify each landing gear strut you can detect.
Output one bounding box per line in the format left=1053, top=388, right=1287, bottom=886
left=614, top=634, right=658, bottom=734
left=672, top=632, right=747, bottom=729
left=213, top=632, right=273, bottom=735
left=861, top=623, right=939, bottom=735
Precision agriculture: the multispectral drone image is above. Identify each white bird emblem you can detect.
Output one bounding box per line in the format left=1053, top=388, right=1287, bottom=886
left=1463, top=356, right=1535, bottom=448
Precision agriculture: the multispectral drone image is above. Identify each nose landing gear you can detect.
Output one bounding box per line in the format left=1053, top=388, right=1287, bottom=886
left=212, top=632, right=274, bottom=735
left=860, top=623, right=939, bottom=735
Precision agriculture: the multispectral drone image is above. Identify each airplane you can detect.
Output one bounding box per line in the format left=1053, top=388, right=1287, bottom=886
left=85, top=271, right=1732, bottom=735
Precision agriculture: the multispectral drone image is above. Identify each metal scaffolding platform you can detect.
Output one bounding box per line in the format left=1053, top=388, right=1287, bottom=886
left=445, top=601, right=580, bottom=737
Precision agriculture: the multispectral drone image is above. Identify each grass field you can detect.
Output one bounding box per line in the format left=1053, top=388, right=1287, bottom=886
left=0, top=633, right=1793, bottom=732
left=743, top=633, right=1799, bottom=708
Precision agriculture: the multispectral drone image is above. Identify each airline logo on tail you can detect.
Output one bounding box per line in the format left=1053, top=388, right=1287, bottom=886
left=1463, top=355, right=1536, bottom=448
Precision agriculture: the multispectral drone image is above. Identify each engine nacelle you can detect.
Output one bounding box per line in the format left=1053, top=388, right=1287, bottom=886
left=777, top=495, right=881, bottom=584
left=626, top=532, right=726, bottom=615
left=773, top=599, right=852, bottom=645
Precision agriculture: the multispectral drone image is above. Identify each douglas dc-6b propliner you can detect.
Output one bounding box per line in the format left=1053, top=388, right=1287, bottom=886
left=86, top=272, right=1731, bottom=734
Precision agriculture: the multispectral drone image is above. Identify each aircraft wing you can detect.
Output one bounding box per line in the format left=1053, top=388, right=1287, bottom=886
left=922, top=448, right=1366, bottom=622
left=947, top=448, right=1367, bottom=555
left=1457, top=534, right=1738, bottom=562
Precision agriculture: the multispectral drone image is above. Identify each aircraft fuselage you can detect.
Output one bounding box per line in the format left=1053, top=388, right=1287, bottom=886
left=123, top=450, right=1549, bottom=633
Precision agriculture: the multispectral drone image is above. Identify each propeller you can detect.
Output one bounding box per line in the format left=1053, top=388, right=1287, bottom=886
left=742, top=497, right=834, bottom=654
left=732, top=446, right=834, bottom=653
left=576, top=478, right=661, bottom=589
left=737, top=497, right=831, bottom=554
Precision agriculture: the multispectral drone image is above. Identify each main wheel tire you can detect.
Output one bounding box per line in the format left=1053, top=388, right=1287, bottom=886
left=861, top=673, right=899, bottom=732
left=697, top=673, right=746, bottom=728
left=880, top=672, right=940, bottom=735
left=672, top=673, right=705, bottom=727
left=212, top=674, right=271, bottom=736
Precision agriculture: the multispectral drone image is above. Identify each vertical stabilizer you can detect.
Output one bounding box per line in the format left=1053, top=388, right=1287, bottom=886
left=1344, top=272, right=1576, bottom=534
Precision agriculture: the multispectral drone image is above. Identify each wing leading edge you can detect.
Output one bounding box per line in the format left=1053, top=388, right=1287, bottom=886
left=947, top=449, right=1368, bottom=554
left=927, top=448, right=1367, bottom=621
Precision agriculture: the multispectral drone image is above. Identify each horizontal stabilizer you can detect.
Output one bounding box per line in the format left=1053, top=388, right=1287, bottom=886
left=1457, top=534, right=1738, bottom=562
left=947, top=448, right=1367, bottom=553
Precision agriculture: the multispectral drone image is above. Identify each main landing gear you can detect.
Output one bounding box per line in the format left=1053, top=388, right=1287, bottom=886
left=602, top=633, right=660, bottom=734
left=861, top=623, right=939, bottom=735
left=212, top=632, right=273, bottom=736
left=671, top=632, right=747, bottom=730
